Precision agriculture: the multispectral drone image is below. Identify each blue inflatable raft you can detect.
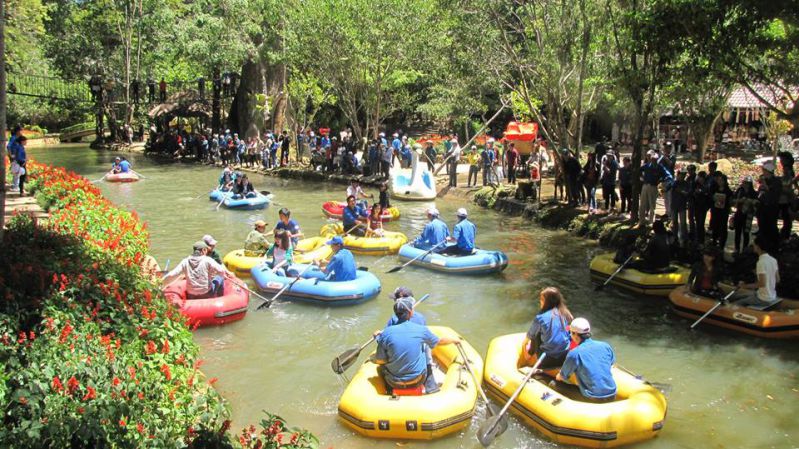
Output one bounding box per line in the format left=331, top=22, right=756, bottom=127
left=397, top=244, right=509, bottom=275
left=210, top=190, right=270, bottom=210
left=251, top=263, right=381, bottom=306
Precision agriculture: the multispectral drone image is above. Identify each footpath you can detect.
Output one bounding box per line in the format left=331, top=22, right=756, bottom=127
left=2, top=184, right=49, bottom=227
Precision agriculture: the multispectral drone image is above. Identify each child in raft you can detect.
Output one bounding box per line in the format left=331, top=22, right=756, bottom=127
left=366, top=204, right=385, bottom=237
left=266, top=229, right=294, bottom=276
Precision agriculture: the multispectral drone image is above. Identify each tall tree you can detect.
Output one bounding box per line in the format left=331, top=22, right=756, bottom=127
left=287, top=0, right=440, bottom=140
left=606, top=0, right=681, bottom=217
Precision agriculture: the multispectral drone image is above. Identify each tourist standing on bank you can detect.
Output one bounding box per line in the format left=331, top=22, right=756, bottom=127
left=733, top=176, right=758, bottom=253
left=639, top=150, right=672, bottom=226
left=506, top=142, right=519, bottom=184
left=757, top=161, right=781, bottom=249
left=778, top=151, right=797, bottom=240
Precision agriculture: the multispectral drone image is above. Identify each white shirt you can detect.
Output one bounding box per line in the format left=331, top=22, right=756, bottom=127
left=163, top=255, right=227, bottom=296
left=756, top=253, right=779, bottom=302
left=347, top=185, right=365, bottom=198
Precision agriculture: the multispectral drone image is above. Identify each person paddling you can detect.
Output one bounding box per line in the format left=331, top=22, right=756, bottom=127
left=342, top=195, right=368, bottom=237
left=233, top=174, right=256, bottom=199
left=412, top=207, right=449, bottom=252
left=372, top=297, right=460, bottom=394
left=119, top=157, right=132, bottom=173
left=111, top=157, right=122, bottom=174
left=366, top=204, right=385, bottom=237
left=444, top=208, right=476, bottom=255
left=553, top=318, right=617, bottom=403
left=266, top=229, right=294, bottom=275
left=520, top=287, right=573, bottom=370
left=347, top=178, right=373, bottom=208
left=314, top=236, right=357, bottom=281
left=687, top=246, right=723, bottom=298
left=161, top=241, right=235, bottom=299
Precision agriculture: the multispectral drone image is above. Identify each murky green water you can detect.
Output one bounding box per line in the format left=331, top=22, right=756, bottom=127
left=30, top=145, right=799, bottom=449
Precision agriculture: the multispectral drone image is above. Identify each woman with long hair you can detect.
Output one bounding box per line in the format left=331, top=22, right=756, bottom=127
left=366, top=204, right=385, bottom=237
left=519, top=287, right=574, bottom=370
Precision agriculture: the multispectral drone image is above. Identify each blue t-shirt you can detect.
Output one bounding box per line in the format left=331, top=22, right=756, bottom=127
left=560, top=338, right=617, bottom=399
left=375, top=321, right=439, bottom=382
left=386, top=310, right=426, bottom=327
left=342, top=205, right=367, bottom=228
left=452, top=219, right=476, bottom=252
left=276, top=219, right=301, bottom=245
left=526, top=309, right=570, bottom=360
left=414, top=218, right=450, bottom=251
left=641, top=162, right=671, bottom=186
left=392, top=138, right=402, bottom=151
left=325, top=248, right=356, bottom=282
left=482, top=149, right=495, bottom=166
left=119, top=160, right=131, bottom=173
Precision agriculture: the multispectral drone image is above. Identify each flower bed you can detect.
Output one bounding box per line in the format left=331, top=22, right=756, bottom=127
left=0, top=161, right=317, bottom=448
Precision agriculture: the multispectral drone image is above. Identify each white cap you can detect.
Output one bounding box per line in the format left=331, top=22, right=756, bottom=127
left=456, top=208, right=468, bottom=217
left=393, top=133, right=399, bottom=137
left=763, top=161, right=775, bottom=172
left=202, top=234, right=218, bottom=246
left=427, top=207, right=440, bottom=217
left=379, top=132, right=385, bottom=137
left=570, top=317, right=591, bottom=334
left=487, top=138, right=495, bottom=143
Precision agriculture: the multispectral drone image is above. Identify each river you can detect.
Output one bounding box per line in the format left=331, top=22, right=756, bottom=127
left=29, top=145, right=799, bottom=449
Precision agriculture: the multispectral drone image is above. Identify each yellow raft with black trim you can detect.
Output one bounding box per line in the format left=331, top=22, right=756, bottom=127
left=483, top=333, right=667, bottom=448
left=589, top=252, right=689, bottom=296
left=320, top=223, right=408, bottom=256
left=222, top=237, right=333, bottom=277
left=338, top=326, right=483, bottom=440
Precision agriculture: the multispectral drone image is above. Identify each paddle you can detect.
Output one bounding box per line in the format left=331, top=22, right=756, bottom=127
left=91, top=173, right=108, bottom=183
left=331, top=293, right=431, bottom=374
left=689, top=287, right=740, bottom=330
left=477, top=353, right=547, bottom=447
left=225, top=274, right=274, bottom=305
left=455, top=342, right=501, bottom=418
left=215, top=190, right=231, bottom=210
left=386, top=240, right=447, bottom=273
left=255, top=263, right=315, bottom=310
left=595, top=254, right=634, bottom=291
left=131, top=169, right=147, bottom=179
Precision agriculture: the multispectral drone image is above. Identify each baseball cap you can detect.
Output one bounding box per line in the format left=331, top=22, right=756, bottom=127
left=254, top=220, right=267, bottom=228
left=456, top=208, right=468, bottom=217
left=202, top=234, right=217, bottom=246
left=393, top=297, right=414, bottom=315
left=327, top=236, right=344, bottom=246
left=570, top=317, right=591, bottom=334
left=389, top=286, right=413, bottom=299
left=762, top=161, right=775, bottom=172
left=193, top=241, right=208, bottom=251
left=427, top=207, right=440, bottom=216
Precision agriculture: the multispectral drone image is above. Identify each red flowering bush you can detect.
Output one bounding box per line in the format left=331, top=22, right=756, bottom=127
left=0, top=161, right=317, bottom=448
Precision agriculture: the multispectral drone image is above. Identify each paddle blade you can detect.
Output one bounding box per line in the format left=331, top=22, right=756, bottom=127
left=477, top=413, right=509, bottom=447
left=385, top=266, right=403, bottom=274
left=331, top=347, right=361, bottom=374
left=594, top=283, right=605, bottom=291
left=255, top=299, right=272, bottom=310
left=486, top=403, right=503, bottom=419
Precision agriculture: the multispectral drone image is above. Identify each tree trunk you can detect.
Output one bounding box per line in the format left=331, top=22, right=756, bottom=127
left=0, top=0, right=7, bottom=237
left=688, top=113, right=719, bottom=162
left=232, top=58, right=266, bottom=138
left=630, top=98, right=645, bottom=219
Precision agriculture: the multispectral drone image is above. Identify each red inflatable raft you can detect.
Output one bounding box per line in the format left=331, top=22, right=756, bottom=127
left=105, top=171, right=140, bottom=183
left=163, top=279, right=249, bottom=328
left=321, top=201, right=400, bottom=222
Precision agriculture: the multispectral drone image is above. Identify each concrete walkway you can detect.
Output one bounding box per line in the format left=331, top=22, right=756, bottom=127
left=2, top=185, right=48, bottom=228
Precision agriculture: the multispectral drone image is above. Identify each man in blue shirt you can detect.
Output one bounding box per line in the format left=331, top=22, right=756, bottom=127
left=556, top=318, right=617, bottom=403
left=385, top=287, right=426, bottom=327
left=639, top=150, right=673, bottom=226
left=12, top=135, right=28, bottom=196
left=413, top=207, right=450, bottom=252
left=342, top=195, right=368, bottom=236
left=315, top=236, right=356, bottom=282
left=274, top=207, right=303, bottom=246
left=391, top=133, right=402, bottom=153
left=119, top=157, right=131, bottom=173
left=444, top=208, right=476, bottom=255
left=373, top=297, right=460, bottom=393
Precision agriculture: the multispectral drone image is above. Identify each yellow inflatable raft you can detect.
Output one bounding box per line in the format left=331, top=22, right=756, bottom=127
left=589, top=252, right=689, bottom=296
left=483, top=333, right=667, bottom=448
left=338, top=326, right=483, bottom=440
left=320, top=223, right=408, bottom=256
left=222, top=237, right=333, bottom=277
